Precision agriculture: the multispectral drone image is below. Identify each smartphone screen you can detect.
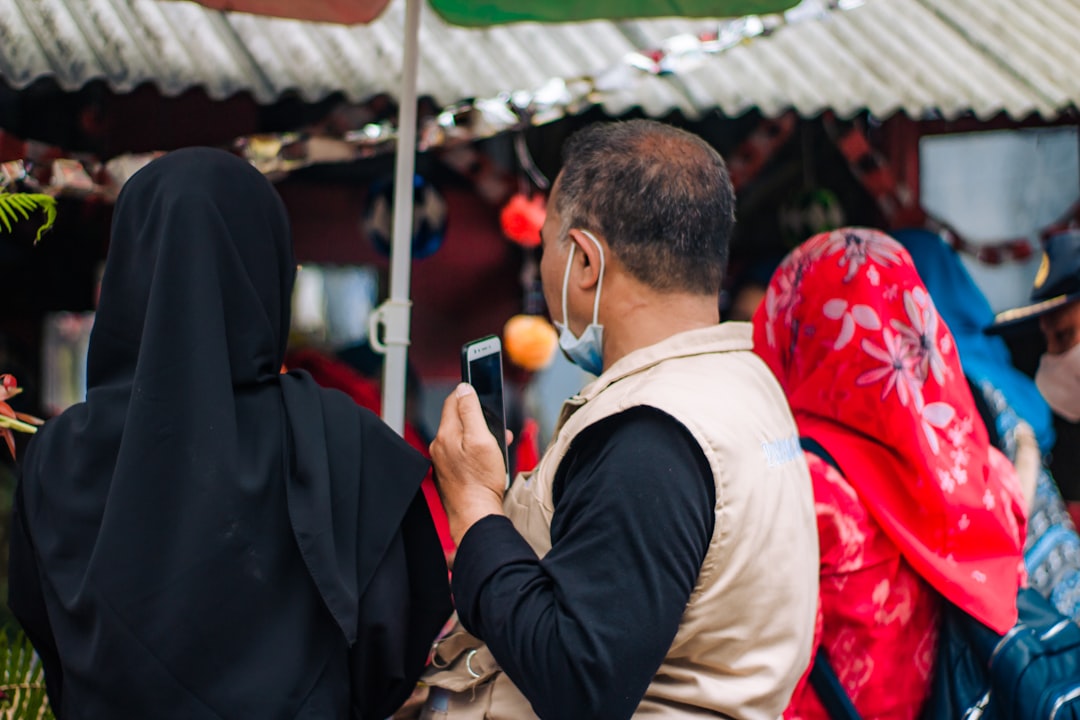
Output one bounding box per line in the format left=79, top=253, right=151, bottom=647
left=461, top=335, right=510, bottom=487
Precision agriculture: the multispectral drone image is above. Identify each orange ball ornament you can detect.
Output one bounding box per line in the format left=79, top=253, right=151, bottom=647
left=503, top=314, right=559, bottom=371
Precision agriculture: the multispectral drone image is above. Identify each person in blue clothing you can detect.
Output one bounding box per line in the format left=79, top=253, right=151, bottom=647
left=897, top=227, right=1080, bottom=621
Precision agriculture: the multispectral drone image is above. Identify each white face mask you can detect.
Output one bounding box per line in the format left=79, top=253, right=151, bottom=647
left=553, top=230, right=605, bottom=376
left=1036, top=342, right=1080, bottom=422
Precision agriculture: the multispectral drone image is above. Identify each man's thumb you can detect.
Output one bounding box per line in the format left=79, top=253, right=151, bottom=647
left=454, top=383, right=486, bottom=435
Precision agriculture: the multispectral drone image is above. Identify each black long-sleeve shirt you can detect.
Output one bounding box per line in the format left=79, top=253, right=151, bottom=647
left=452, top=406, right=715, bottom=720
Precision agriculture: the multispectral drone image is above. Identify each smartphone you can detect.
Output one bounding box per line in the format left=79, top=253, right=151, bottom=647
left=461, top=335, right=510, bottom=488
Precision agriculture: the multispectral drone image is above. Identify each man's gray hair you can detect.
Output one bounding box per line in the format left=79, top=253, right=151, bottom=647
left=555, top=119, right=735, bottom=295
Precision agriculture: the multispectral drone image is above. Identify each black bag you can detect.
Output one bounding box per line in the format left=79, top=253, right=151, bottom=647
left=799, top=438, right=1080, bottom=720
left=926, top=587, right=1080, bottom=720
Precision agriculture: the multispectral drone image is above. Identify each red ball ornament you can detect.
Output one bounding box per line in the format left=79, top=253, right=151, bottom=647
left=500, top=193, right=547, bottom=248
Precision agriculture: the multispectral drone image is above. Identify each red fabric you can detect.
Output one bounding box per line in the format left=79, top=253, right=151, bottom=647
left=514, top=417, right=541, bottom=474
left=0, top=129, right=26, bottom=163
left=286, top=349, right=382, bottom=410
left=184, top=0, right=389, bottom=24
left=284, top=348, right=455, bottom=556
left=1069, top=502, right=1080, bottom=537
left=751, top=228, right=1025, bottom=637
left=787, top=455, right=941, bottom=719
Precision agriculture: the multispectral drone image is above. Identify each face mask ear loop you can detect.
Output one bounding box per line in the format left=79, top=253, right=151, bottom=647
left=561, top=243, right=576, bottom=329
left=579, top=230, right=605, bottom=324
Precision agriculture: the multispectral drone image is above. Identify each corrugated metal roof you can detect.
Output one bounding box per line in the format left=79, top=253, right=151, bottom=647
left=0, top=0, right=1077, bottom=120
left=602, top=0, right=1080, bottom=120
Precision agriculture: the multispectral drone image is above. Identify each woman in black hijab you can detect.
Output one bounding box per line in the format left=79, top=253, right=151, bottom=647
left=8, top=148, right=452, bottom=719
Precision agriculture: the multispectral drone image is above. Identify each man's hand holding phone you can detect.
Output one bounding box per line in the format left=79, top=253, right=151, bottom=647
left=430, top=383, right=512, bottom=546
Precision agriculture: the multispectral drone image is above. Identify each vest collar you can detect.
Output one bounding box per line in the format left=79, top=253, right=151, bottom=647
left=554, top=322, right=754, bottom=433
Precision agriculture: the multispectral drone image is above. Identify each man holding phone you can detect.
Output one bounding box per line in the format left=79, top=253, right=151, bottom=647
left=426, top=119, right=818, bottom=720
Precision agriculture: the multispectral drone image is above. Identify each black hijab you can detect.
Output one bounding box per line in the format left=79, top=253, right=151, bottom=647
left=10, top=148, right=450, bottom=718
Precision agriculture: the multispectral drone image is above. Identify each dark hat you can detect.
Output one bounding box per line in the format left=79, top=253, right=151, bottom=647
left=987, top=229, right=1080, bottom=334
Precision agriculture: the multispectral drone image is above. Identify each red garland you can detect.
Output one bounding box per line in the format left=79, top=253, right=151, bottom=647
left=932, top=201, right=1080, bottom=266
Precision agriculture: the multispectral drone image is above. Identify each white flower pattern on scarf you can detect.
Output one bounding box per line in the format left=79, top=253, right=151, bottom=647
left=763, top=252, right=814, bottom=349
left=856, top=328, right=925, bottom=410
left=824, top=299, right=882, bottom=350
left=757, top=228, right=1027, bottom=717
left=768, top=227, right=981, bottom=470
left=820, top=240, right=962, bottom=458
left=892, top=287, right=947, bottom=386
left=820, top=228, right=905, bottom=282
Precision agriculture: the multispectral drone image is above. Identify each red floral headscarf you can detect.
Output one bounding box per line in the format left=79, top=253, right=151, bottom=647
left=752, top=228, right=1025, bottom=633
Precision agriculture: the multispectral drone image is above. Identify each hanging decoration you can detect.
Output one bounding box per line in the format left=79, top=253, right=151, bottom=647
left=512, top=133, right=551, bottom=193
left=500, top=129, right=556, bottom=371
left=364, top=174, right=448, bottom=260
left=500, top=193, right=546, bottom=248
left=503, top=314, right=559, bottom=372
left=825, top=113, right=1080, bottom=267
left=819, top=112, right=1080, bottom=267
left=823, top=113, right=916, bottom=225
left=926, top=201, right=1080, bottom=266
left=941, top=230, right=1036, bottom=266
left=500, top=131, right=549, bottom=248
left=726, top=112, right=797, bottom=189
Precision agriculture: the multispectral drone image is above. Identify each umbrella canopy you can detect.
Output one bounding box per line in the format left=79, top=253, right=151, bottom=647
left=184, top=0, right=383, bottom=23
left=432, top=0, right=803, bottom=25
left=186, top=0, right=798, bottom=25
left=170, top=0, right=799, bottom=434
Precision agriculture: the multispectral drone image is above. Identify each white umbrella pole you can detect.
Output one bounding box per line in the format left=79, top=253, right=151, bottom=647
left=376, top=0, right=422, bottom=436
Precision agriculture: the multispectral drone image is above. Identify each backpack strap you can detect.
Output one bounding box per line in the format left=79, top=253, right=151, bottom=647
left=808, top=647, right=863, bottom=720
left=799, top=437, right=864, bottom=720
left=799, top=436, right=841, bottom=474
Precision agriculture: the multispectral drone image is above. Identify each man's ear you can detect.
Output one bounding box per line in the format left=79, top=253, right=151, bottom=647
left=567, top=229, right=605, bottom=290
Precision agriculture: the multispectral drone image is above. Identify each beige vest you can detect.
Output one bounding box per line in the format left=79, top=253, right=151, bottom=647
left=422, top=323, right=818, bottom=720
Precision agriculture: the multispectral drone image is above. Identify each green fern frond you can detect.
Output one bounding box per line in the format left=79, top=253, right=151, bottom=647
left=0, top=193, right=57, bottom=244
left=0, top=202, right=13, bottom=234
left=0, top=631, right=55, bottom=719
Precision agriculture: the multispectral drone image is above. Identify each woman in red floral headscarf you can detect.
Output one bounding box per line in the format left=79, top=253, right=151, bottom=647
left=752, top=228, right=1027, bottom=719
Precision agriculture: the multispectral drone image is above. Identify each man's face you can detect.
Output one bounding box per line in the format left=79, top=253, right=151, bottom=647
left=1039, top=300, right=1080, bottom=355
left=539, top=180, right=572, bottom=330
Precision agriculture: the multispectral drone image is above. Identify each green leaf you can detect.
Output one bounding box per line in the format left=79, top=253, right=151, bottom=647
left=5, top=199, right=30, bottom=221
left=31, top=196, right=57, bottom=244
left=0, top=202, right=13, bottom=234
left=0, top=415, right=39, bottom=434
left=0, top=193, right=58, bottom=243
left=0, top=629, right=55, bottom=718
